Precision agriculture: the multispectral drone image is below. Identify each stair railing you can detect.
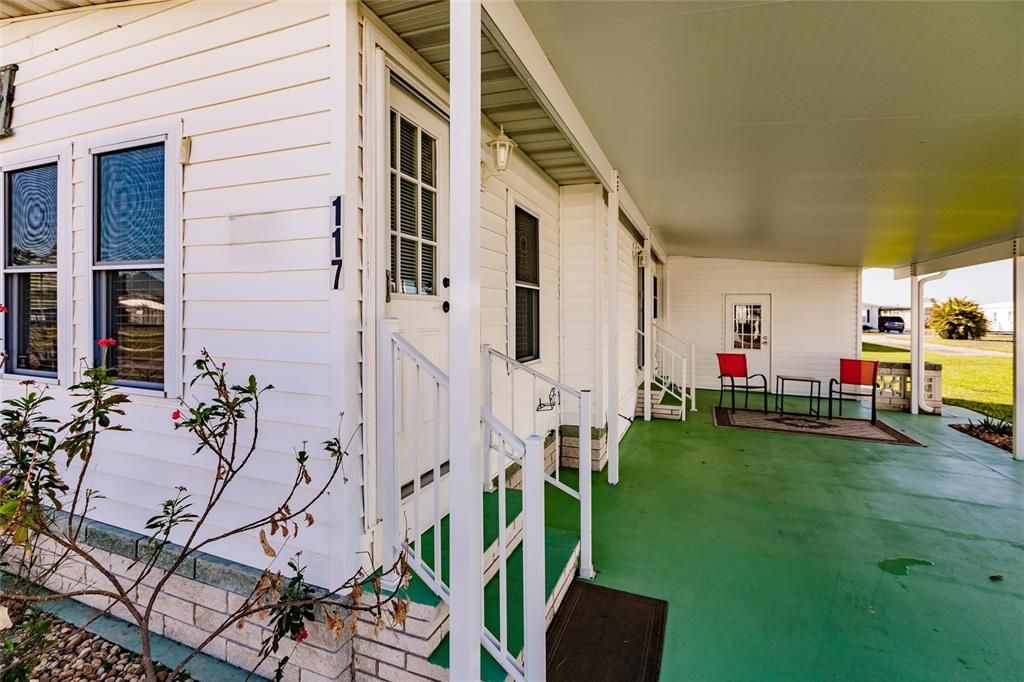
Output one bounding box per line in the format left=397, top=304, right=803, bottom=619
left=653, top=323, right=698, bottom=413
left=483, top=345, right=594, bottom=580
left=480, top=412, right=546, bottom=681
left=381, top=324, right=452, bottom=602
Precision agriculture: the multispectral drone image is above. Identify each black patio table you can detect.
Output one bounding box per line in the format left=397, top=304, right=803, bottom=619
left=774, top=375, right=822, bottom=417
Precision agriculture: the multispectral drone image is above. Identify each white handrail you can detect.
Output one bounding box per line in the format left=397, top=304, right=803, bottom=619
left=483, top=345, right=594, bottom=580
left=654, top=323, right=698, bottom=413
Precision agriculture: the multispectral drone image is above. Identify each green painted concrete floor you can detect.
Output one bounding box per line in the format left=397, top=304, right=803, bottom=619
left=546, top=391, right=1023, bottom=681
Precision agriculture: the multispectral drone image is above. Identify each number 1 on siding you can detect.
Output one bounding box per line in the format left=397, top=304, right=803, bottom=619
left=331, top=196, right=343, bottom=290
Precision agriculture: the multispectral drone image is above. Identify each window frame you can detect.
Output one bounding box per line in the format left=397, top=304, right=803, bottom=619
left=83, top=121, right=182, bottom=397
left=507, top=196, right=542, bottom=364
left=0, top=144, right=72, bottom=385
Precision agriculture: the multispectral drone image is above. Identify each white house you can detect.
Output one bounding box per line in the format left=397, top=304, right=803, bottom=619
left=1, top=2, right=1022, bottom=681
left=982, top=301, right=1014, bottom=334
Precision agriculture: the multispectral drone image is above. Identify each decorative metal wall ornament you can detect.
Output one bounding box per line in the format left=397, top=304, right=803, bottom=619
left=0, top=64, right=18, bottom=138
left=536, top=387, right=559, bottom=412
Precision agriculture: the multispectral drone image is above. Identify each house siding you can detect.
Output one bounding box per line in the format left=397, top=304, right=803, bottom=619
left=664, top=256, right=861, bottom=392
left=0, top=0, right=355, bottom=587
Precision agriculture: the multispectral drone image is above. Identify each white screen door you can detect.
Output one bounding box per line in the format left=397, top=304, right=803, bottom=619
left=385, top=81, right=450, bottom=495
left=724, top=294, right=771, bottom=380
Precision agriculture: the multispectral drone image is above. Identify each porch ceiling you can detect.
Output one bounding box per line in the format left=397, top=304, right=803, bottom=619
left=516, top=1, right=1024, bottom=268
left=363, top=0, right=596, bottom=186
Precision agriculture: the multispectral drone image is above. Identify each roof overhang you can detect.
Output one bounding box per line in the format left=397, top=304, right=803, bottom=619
left=1, top=0, right=127, bottom=20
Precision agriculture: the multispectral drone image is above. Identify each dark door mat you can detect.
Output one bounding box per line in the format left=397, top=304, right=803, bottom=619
left=713, top=406, right=923, bottom=446
left=547, top=580, right=667, bottom=682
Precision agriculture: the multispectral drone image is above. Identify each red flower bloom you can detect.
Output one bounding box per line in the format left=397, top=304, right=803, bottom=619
left=171, top=409, right=182, bottom=421
left=97, top=338, right=118, bottom=348
left=292, top=626, right=309, bottom=643
left=0, top=304, right=7, bottom=314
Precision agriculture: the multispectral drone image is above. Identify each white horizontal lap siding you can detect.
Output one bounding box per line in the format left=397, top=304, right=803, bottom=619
left=481, top=145, right=561, bottom=440
left=1, top=2, right=343, bottom=586
left=665, top=257, right=859, bottom=392
left=617, top=221, right=640, bottom=428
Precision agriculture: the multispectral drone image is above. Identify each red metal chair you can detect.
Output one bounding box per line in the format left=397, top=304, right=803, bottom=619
left=716, top=353, right=768, bottom=413
left=828, top=359, right=879, bottom=424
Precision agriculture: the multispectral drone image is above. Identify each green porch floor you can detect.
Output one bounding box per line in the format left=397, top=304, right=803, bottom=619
left=546, top=390, right=1023, bottom=680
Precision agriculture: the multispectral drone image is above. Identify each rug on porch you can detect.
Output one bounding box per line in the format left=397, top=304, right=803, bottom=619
left=546, top=581, right=667, bottom=682
left=713, top=406, right=923, bottom=446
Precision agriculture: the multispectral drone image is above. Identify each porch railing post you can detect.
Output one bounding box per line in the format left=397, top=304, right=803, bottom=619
left=578, top=390, right=595, bottom=579
left=523, top=434, right=547, bottom=681
left=482, top=345, right=494, bottom=491
left=689, top=342, right=698, bottom=411
left=377, top=317, right=400, bottom=583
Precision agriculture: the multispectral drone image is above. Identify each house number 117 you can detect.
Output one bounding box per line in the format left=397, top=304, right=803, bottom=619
left=331, top=195, right=344, bottom=290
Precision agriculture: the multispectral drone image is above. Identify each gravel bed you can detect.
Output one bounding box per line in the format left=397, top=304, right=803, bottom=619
left=950, top=423, right=1013, bottom=453
left=17, top=610, right=196, bottom=682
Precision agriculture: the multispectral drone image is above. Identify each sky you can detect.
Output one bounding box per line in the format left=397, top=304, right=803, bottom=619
left=862, top=259, right=1013, bottom=306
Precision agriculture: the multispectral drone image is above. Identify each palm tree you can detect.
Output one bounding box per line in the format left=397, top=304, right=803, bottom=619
left=926, top=297, right=989, bottom=340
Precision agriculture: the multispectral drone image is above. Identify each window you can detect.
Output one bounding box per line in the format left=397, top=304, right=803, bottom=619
left=93, top=143, right=166, bottom=387
left=733, top=304, right=763, bottom=350
left=514, top=206, right=540, bottom=362
left=4, top=163, right=59, bottom=376
left=389, top=110, right=438, bottom=296
left=653, top=276, right=659, bottom=320
left=637, top=268, right=645, bottom=370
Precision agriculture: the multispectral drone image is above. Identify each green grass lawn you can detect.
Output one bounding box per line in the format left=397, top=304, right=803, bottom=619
left=863, top=332, right=1013, bottom=353
left=862, top=342, right=1013, bottom=423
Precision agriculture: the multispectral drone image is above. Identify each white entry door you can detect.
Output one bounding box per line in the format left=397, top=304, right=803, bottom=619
left=385, top=81, right=450, bottom=494
left=724, top=294, right=771, bottom=380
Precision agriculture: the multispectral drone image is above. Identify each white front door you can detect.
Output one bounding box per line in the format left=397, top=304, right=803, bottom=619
left=385, top=81, right=450, bottom=495
left=724, top=294, right=771, bottom=380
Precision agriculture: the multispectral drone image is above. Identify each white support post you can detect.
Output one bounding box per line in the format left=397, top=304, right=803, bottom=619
left=910, top=273, right=923, bottom=416
left=522, top=434, right=547, bottom=681
left=1014, top=239, right=1023, bottom=461
left=578, top=390, right=595, bottom=579
left=689, top=342, right=697, bottom=412
left=607, top=171, right=620, bottom=485
left=643, top=238, right=653, bottom=422
left=377, top=317, right=400, bottom=586
left=448, top=4, right=483, bottom=680
left=482, top=345, right=494, bottom=491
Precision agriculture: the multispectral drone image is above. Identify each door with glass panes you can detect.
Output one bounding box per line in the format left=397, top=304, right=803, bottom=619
left=385, top=81, right=449, bottom=496
left=723, top=294, right=771, bottom=380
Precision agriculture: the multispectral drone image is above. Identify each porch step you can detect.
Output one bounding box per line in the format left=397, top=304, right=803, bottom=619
left=425, top=526, right=581, bottom=681
left=635, top=385, right=684, bottom=420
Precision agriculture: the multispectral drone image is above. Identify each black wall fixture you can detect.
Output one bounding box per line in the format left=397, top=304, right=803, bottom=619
left=1, top=64, right=18, bottom=138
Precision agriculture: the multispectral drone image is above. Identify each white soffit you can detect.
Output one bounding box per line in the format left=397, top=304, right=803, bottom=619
left=517, top=0, right=1024, bottom=268
left=1, top=0, right=127, bottom=20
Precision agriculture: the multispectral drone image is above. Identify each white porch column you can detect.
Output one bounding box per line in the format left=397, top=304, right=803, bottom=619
left=910, top=272, right=923, bottom=416
left=1014, top=239, right=1023, bottom=461
left=643, top=236, right=653, bottom=421
left=448, top=3, right=483, bottom=680
left=607, top=171, right=620, bottom=485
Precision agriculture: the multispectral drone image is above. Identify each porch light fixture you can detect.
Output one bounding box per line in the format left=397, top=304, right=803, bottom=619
left=487, top=125, right=516, bottom=173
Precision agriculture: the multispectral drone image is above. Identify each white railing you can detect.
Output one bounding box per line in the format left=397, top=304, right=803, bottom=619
left=483, top=346, right=594, bottom=580
left=654, top=323, right=698, bottom=413
left=381, top=326, right=451, bottom=602
left=479, top=416, right=546, bottom=682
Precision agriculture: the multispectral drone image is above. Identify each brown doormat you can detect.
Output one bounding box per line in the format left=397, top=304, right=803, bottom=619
left=547, top=581, right=667, bottom=682
left=714, top=406, right=922, bottom=446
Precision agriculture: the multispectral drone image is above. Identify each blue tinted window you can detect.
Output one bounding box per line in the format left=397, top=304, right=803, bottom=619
left=7, top=163, right=58, bottom=266
left=96, top=144, right=164, bottom=263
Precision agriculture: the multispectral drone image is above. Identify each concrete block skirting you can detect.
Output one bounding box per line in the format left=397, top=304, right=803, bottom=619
left=7, top=516, right=359, bottom=681
left=877, top=361, right=943, bottom=414
left=559, top=426, right=608, bottom=472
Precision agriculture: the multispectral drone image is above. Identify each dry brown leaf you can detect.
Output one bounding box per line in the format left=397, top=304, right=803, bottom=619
left=258, top=528, right=277, bottom=557
left=304, top=512, right=315, bottom=527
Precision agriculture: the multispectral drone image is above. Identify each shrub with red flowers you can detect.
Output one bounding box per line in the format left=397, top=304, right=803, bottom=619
left=0, top=346, right=407, bottom=682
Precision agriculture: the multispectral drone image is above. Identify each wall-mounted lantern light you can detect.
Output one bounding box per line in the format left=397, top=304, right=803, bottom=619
left=487, top=125, right=517, bottom=173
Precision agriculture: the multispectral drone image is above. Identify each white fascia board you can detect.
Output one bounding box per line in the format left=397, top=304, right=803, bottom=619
left=481, top=0, right=650, bottom=232
left=894, top=238, right=1018, bottom=279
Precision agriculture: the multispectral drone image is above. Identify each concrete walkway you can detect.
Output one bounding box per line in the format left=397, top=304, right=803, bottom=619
left=546, top=391, right=1023, bottom=681
left=866, top=333, right=1011, bottom=357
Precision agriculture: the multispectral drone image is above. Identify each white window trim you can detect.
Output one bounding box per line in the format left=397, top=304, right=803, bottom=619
left=0, top=143, right=73, bottom=386
left=505, top=191, right=542, bottom=365
left=81, top=119, right=183, bottom=400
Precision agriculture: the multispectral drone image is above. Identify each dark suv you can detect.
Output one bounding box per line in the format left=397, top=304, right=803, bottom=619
left=879, top=316, right=905, bottom=333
